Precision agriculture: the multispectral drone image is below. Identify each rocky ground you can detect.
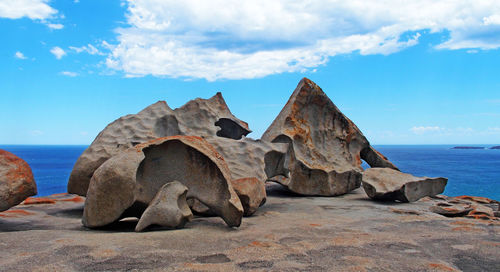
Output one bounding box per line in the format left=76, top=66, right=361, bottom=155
left=0, top=184, right=498, bottom=272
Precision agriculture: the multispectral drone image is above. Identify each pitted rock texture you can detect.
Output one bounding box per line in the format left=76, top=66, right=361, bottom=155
left=261, top=78, right=398, bottom=196
left=362, top=168, right=447, bottom=202
left=68, top=93, right=250, bottom=196
left=205, top=136, right=288, bottom=183
left=135, top=181, right=193, bottom=232
left=176, top=93, right=250, bottom=139
left=83, top=136, right=243, bottom=229
left=0, top=150, right=37, bottom=212
left=230, top=178, right=266, bottom=216
left=68, top=101, right=179, bottom=196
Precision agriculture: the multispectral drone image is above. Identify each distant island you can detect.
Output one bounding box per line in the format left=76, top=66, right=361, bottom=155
left=491, top=146, right=500, bottom=149
left=451, top=146, right=485, bottom=149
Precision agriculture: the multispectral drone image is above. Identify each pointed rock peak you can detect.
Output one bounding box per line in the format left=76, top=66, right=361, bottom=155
left=262, top=78, right=398, bottom=196
left=139, top=100, right=173, bottom=114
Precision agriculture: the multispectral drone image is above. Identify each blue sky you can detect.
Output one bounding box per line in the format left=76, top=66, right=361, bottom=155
left=1, top=0, right=499, bottom=145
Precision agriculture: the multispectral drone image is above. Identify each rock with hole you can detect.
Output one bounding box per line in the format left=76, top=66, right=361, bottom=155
left=83, top=136, right=243, bottom=229
left=69, top=93, right=251, bottom=196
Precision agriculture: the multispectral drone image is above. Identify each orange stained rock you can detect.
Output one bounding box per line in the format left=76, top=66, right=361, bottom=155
left=0, top=209, right=35, bottom=218
left=23, top=197, right=56, bottom=205
left=60, top=196, right=85, bottom=203
left=451, top=226, right=481, bottom=232
left=454, top=195, right=497, bottom=204
left=428, top=263, right=458, bottom=272
left=249, top=241, right=272, bottom=248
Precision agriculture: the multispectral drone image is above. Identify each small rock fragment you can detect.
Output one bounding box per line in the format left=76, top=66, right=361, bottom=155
left=230, top=177, right=266, bottom=216
left=135, top=181, right=193, bottom=232
left=362, top=168, right=447, bottom=202
left=429, top=202, right=473, bottom=217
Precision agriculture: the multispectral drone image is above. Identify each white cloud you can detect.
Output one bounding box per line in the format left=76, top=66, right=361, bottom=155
left=50, top=46, right=66, bottom=59
left=410, top=126, right=443, bottom=135
left=14, top=51, right=27, bottom=59
left=69, top=44, right=104, bottom=55
left=0, top=0, right=57, bottom=19
left=60, top=71, right=78, bottom=77
left=47, top=23, right=64, bottom=30
left=103, top=0, right=500, bottom=81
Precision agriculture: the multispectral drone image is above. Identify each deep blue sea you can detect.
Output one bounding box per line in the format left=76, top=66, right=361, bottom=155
left=0, top=145, right=499, bottom=200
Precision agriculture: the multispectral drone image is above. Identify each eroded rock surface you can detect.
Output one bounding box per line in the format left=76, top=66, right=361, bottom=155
left=135, top=181, right=193, bottom=232
left=362, top=168, right=447, bottom=202
left=261, top=78, right=398, bottom=196
left=83, top=136, right=243, bottom=229
left=430, top=195, right=499, bottom=221
left=68, top=93, right=250, bottom=196
left=230, top=178, right=266, bottom=216
left=0, top=150, right=37, bottom=211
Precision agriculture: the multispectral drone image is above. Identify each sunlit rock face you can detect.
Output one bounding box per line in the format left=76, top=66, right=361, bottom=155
left=0, top=149, right=37, bottom=212
left=262, top=78, right=398, bottom=196
left=68, top=92, right=250, bottom=197
left=82, top=136, right=243, bottom=229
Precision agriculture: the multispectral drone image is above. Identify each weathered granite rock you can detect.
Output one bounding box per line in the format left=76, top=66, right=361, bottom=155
left=135, top=181, right=193, bottom=232
left=205, top=137, right=288, bottom=183
left=362, top=168, right=447, bottom=202
left=175, top=92, right=251, bottom=140
left=429, top=202, right=473, bottom=217
left=0, top=150, right=37, bottom=212
left=68, top=101, right=180, bottom=196
left=69, top=93, right=251, bottom=197
left=430, top=195, right=499, bottom=220
left=261, top=78, right=398, bottom=196
left=230, top=178, right=266, bottom=216
left=83, top=136, right=243, bottom=228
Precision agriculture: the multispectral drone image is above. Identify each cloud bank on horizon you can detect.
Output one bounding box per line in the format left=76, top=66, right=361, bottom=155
left=2, top=0, right=500, bottom=81
left=104, top=0, right=500, bottom=80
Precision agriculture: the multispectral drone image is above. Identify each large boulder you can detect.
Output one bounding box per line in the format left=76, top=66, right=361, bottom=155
left=362, top=168, right=447, bottom=202
left=0, top=150, right=37, bottom=211
left=135, top=181, right=193, bottom=232
left=83, top=136, right=243, bottom=228
left=261, top=78, right=398, bottom=196
left=69, top=93, right=251, bottom=196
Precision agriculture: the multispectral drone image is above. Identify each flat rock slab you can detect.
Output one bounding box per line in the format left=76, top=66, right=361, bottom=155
left=0, top=186, right=498, bottom=271
left=363, top=168, right=448, bottom=202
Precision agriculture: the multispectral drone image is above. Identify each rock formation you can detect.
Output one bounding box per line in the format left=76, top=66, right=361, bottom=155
left=0, top=150, right=37, bottom=212
left=68, top=93, right=251, bottom=196
left=261, top=78, right=398, bottom=196
left=68, top=77, right=421, bottom=231
left=430, top=195, right=499, bottom=220
left=135, top=181, right=193, bottom=232
left=362, top=168, right=447, bottom=202
left=230, top=178, right=266, bottom=216
left=83, top=136, right=243, bottom=228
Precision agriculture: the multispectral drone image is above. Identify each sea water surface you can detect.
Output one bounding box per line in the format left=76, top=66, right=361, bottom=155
left=1, top=145, right=499, bottom=200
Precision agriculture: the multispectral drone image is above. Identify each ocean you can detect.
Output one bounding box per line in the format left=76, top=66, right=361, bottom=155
left=1, top=145, right=499, bottom=200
